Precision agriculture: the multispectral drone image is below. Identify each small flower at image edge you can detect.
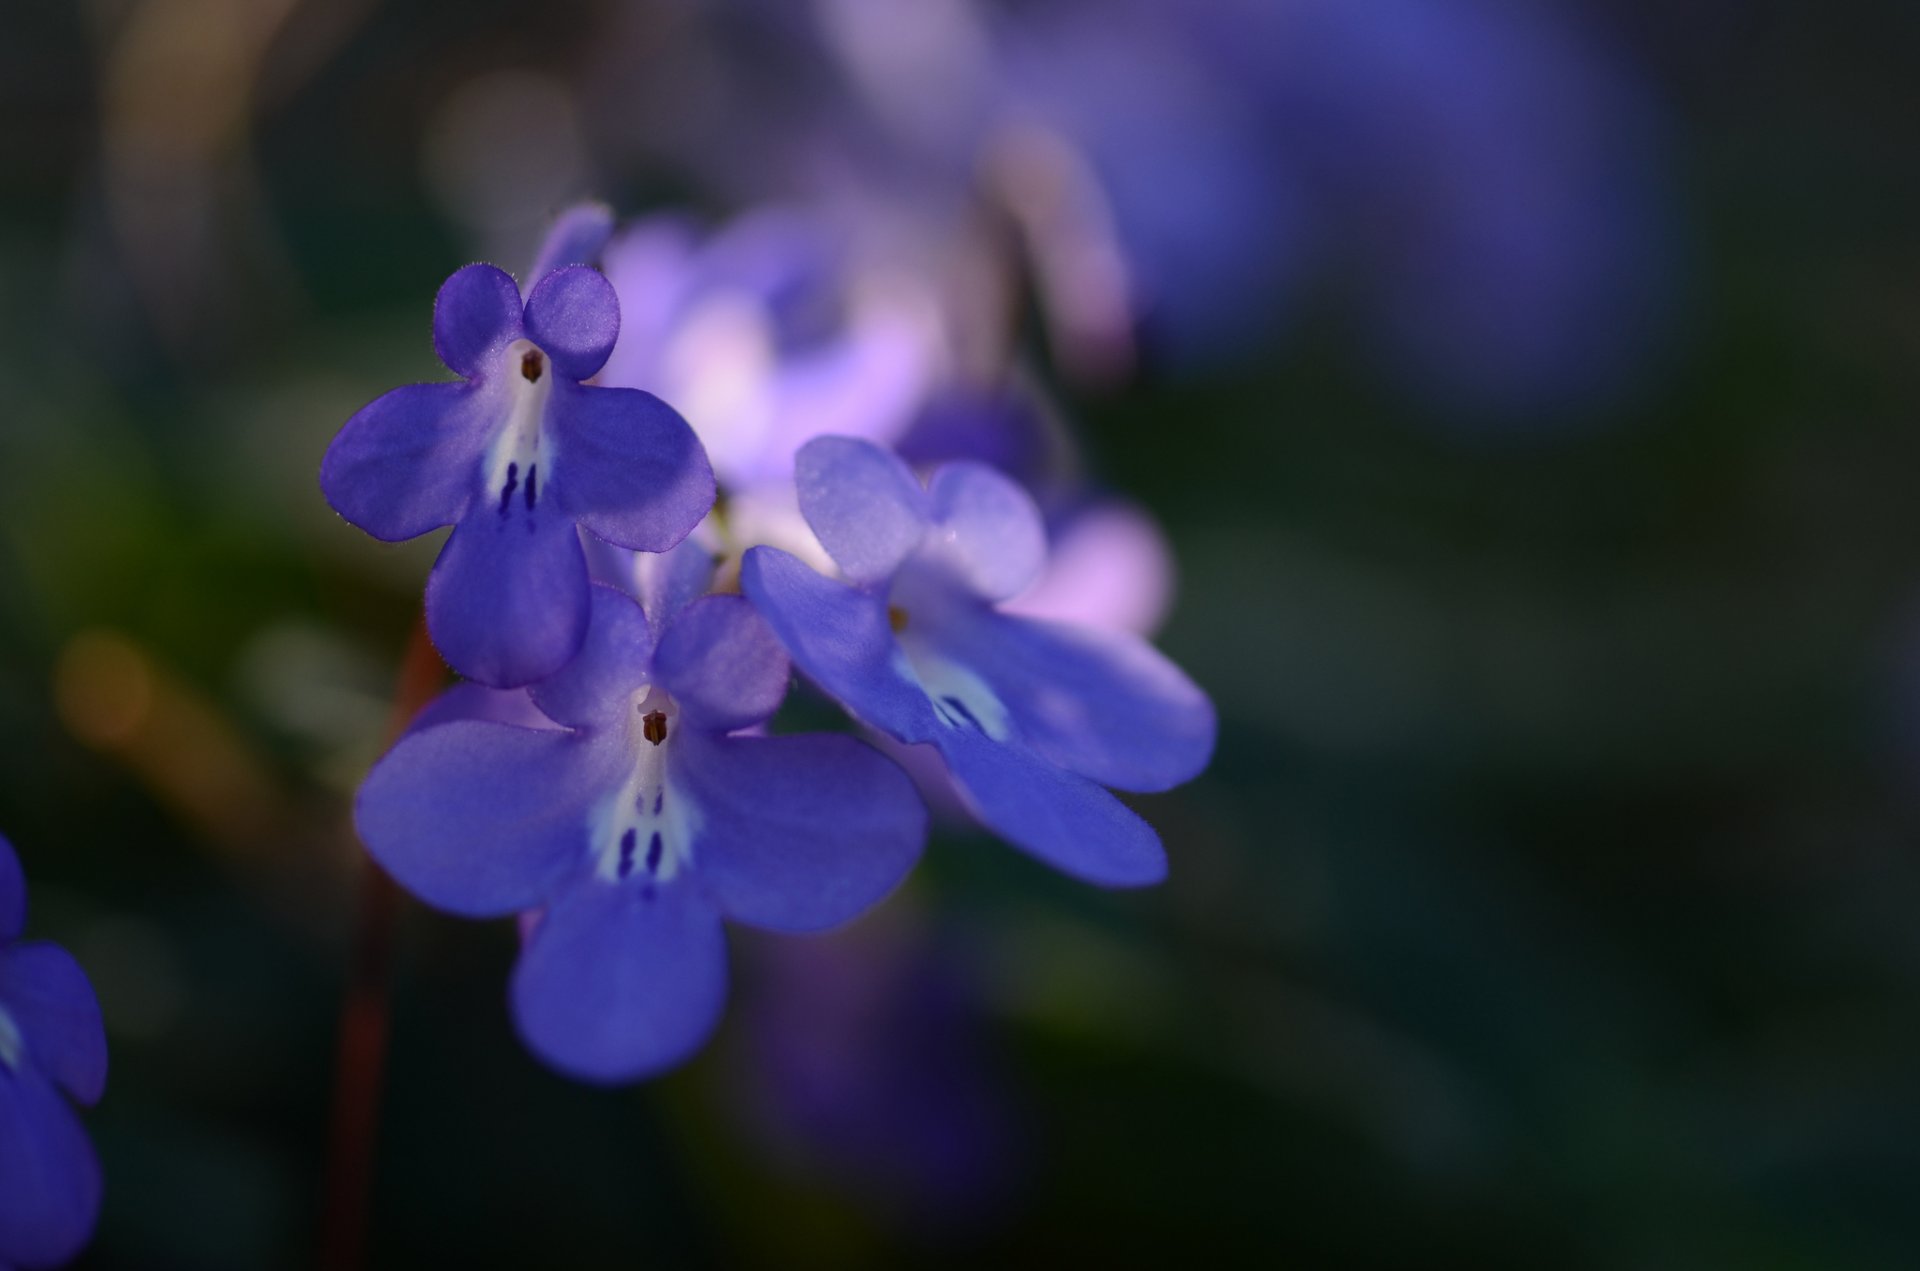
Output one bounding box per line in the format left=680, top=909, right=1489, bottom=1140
left=0, top=835, right=108, bottom=1270
left=319, top=263, right=715, bottom=688
left=740, top=436, right=1215, bottom=887
left=354, top=585, right=927, bottom=1082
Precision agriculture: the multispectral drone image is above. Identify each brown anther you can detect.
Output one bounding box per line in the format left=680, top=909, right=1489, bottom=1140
left=520, top=350, right=544, bottom=383
left=888, top=605, right=909, bottom=633
left=642, top=709, right=668, bottom=746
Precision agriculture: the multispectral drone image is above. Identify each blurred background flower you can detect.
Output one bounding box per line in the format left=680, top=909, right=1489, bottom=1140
left=4, top=0, right=1920, bottom=1265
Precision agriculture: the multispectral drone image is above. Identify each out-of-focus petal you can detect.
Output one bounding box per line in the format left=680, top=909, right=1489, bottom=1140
left=794, top=437, right=928, bottom=585
left=549, top=382, right=714, bottom=553
left=934, top=608, right=1214, bottom=792
left=510, top=878, right=727, bottom=1084
left=934, top=724, right=1166, bottom=887
left=524, top=265, right=621, bottom=380
left=426, top=503, right=591, bottom=687
left=925, top=461, right=1047, bottom=601
left=674, top=732, right=924, bottom=931
left=0, top=944, right=106, bottom=1107
left=405, top=684, right=560, bottom=737
left=530, top=586, right=656, bottom=732
left=0, top=1064, right=100, bottom=1270
left=320, top=382, right=491, bottom=542
left=653, top=596, right=789, bottom=734
left=356, top=722, right=615, bottom=917
left=528, top=203, right=615, bottom=288
left=0, top=835, right=22, bottom=944
left=1005, top=500, right=1174, bottom=635
left=433, top=263, right=524, bottom=378
left=741, top=547, right=939, bottom=744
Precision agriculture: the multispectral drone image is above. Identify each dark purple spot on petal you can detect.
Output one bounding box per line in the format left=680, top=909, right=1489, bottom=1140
left=940, top=695, right=982, bottom=731
left=645, top=831, right=663, bottom=874
left=524, top=463, right=538, bottom=511
left=651, top=791, right=663, bottom=815
left=498, top=462, right=519, bottom=518
left=618, top=827, right=637, bottom=878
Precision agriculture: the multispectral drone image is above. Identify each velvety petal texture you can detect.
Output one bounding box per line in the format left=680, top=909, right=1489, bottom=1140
left=925, top=462, right=1048, bottom=601
left=524, top=266, right=621, bottom=380
left=0, top=1065, right=101, bottom=1271
left=511, top=879, right=728, bottom=1084
left=433, top=264, right=524, bottom=377
left=549, top=382, right=715, bottom=553
left=0, top=945, right=107, bottom=1106
left=427, top=504, right=591, bottom=688
left=794, top=436, right=929, bottom=585
left=741, top=547, right=940, bottom=743
left=320, top=383, right=491, bottom=541
left=652, top=595, right=789, bottom=733
left=357, top=721, right=615, bottom=917
left=673, top=731, right=924, bottom=931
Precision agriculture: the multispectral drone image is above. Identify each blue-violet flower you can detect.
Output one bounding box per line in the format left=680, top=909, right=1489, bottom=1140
left=740, top=436, right=1214, bottom=886
left=320, top=262, right=715, bottom=687
left=355, top=585, right=926, bottom=1082
left=0, top=835, right=107, bottom=1270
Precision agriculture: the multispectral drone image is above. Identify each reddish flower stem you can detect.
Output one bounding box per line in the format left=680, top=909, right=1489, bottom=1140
left=318, top=620, right=445, bottom=1271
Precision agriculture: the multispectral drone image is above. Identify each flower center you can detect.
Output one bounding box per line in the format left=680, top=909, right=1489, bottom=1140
left=0, top=1005, right=22, bottom=1072
left=589, top=686, right=700, bottom=891
left=484, top=338, right=553, bottom=523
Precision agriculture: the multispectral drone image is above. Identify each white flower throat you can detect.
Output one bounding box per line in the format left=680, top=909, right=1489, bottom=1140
left=590, top=685, right=701, bottom=890
left=483, top=339, right=553, bottom=522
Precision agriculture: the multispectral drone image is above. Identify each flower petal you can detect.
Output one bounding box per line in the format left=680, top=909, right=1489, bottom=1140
left=932, top=608, right=1215, bottom=793
left=652, top=595, right=789, bottom=734
left=794, top=437, right=929, bottom=585
left=548, top=382, right=715, bottom=553
left=935, top=725, right=1166, bottom=887
left=356, top=722, right=615, bottom=918
left=523, top=265, right=620, bottom=380
left=405, top=684, right=559, bottom=737
left=674, top=732, right=924, bottom=932
left=0, top=1063, right=100, bottom=1270
left=528, top=203, right=614, bottom=289
left=433, top=263, right=524, bottom=378
left=0, top=835, right=22, bottom=945
left=510, top=879, right=727, bottom=1084
left=741, top=547, right=940, bottom=744
left=0, top=944, right=106, bottom=1107
left=319, top=382, right=490, bottom=542
left=426, top=503, right=591, bottom=687
left=1003, top=499, right=1173, bottom=636
left=529, top=585, right=656, bottom=732
left=925, top=462, right=1047, bottom=601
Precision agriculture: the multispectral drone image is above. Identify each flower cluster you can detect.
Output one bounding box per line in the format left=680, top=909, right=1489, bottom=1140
left=323, top=206, right=1214, bottom=1082
left=0, top=835, right=108, bottom=1268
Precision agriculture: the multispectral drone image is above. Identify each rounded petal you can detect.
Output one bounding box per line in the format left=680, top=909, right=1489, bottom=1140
left=794, top=437, right=929, bottom=585
left=433, top=263, right=524, bottom=378
left=740, top=547, right=940, bottom=744
left=530, top=585, right=656, bottom=732
left=0, top=944, right=106, bottom=1107
left=0, top=1064, right=100, bottom=1270
left=925, top=462, right=1047, bottom=601
left=426, top=505, right=591, bottom=688
left=319, top=382, right=490, bottom=542
left=675, top=732, right=924, bottom=932
left=548, top=382, right=715, bottom=553
left=523, top=265, right=621, bottom=380
left=935, top=610, right=1215, bottom=793
left=936, top=725, right=1166, bottom=888
left=510, top=880, right=727, bottom=1084
left=528, top=203, right=614, bottom=288
left=405, top=683, right=559, bottom=738
left=356, top=722, right=615, bottom=918
left=0, top=834, right=22, bottom=944
left=653, top=595, right=789, bottom=733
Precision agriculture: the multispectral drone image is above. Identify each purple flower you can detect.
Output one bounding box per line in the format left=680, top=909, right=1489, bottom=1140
left=740, top=436, right=1214, bottom=887
left=0, top=835, right=107, bottom=1270
left=320, top=262, right=715, bottom=687
left=355, top=585, right=926, bottom=1082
